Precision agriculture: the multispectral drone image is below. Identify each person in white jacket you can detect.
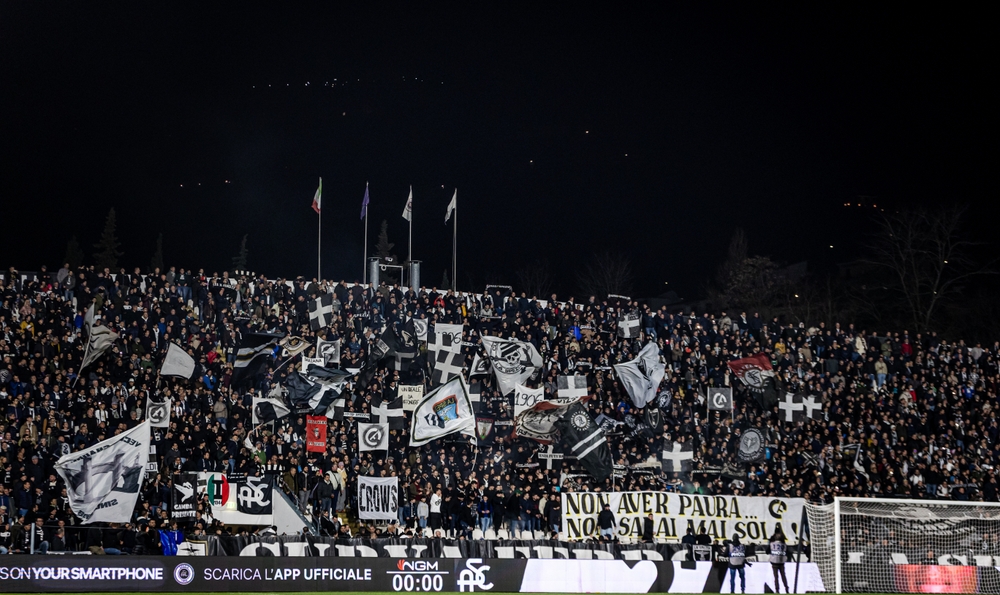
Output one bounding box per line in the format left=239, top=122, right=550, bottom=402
left=429, top=489, right=443, bottom=530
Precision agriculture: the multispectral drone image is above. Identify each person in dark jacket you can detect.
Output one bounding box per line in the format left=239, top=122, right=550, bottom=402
left=139, top=520, right=163, bottom=555
left=598, top=503, right=616, bottom=540
left=641, top=513, right=654, bottom=542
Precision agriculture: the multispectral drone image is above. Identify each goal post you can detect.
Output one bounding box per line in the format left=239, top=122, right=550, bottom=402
left=806, top=496, right=1000, bottom=594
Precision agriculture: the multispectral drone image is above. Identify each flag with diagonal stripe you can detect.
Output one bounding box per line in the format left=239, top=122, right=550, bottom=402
left=555, top=403, right=612, bottom=481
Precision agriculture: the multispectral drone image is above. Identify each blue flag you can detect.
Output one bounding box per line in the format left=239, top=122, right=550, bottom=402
left=360, top=183, right=370, bottom=219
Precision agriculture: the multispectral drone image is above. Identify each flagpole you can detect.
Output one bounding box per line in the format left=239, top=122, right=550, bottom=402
left=363, top=182, right=369, bottom=284
left=318, top=201, right=322, bottom=281
left=454, top=196, right=457, bottom=291
left=408, top=185, right=413, bottom=267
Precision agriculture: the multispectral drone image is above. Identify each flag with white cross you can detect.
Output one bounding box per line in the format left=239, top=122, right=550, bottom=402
left=371, top=394, right=406, bottom=430
left=778, top=392, right=824, bottom=423
left=431, top=349, right=465, bottom=385
left=308, top=294, right=335, bottom=331
left=661, top=440, right=694, bottom=473
left=617, top=311, right=641, bottom=339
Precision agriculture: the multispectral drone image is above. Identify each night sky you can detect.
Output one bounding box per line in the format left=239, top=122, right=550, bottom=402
left=2, top=5, right=995, bottom=299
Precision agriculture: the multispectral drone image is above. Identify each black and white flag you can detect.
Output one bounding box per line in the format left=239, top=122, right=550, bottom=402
left=707, top=387, right=733, bottom=412
left=358, top=476, right=398, bottom=521
left=316, top=337, right=341, bottom=366
left=359, top=422, right=389, bottom=452
left=146, top=397, right=171, bottom=428
left=613, top=342, right=666, bottom=408
left=280, top=335, right=310, bottom=357
left=412, top=319, right=428, bottom=343
left=661, top=441, right=694, bottom=473
left=231, top=333, right=281, bottom=384
left=737, top=427, right=766, bottom=462
left=287, top=370, right=347, bottom=416
left=428, top=323, right=463, bottom=354
left=557, top=375, right=588, bottom=399
left=555, top=403, right=612, bottom=482
left=252, top=395, right=291, bottom=424
left=55, top=420, right=150, bottom=523
left=372, top=394, right=406, bottom=430
left=308, top=294, right=335, bottom=331
left=81, top=324, right=119, bottom=372
left=480, top=335, right=544, bottom=396
left=469, top=353, right=491, bottom=377
left=172, top=473, right=198, bottom=519
left=617, top=311, right=641, bottom=339
left=595, top=413, right=623, bottom=434
left=236, top=475, right=273, bottom=516
left=393, top=348, right=417, bottom=372
left=779, top=392, right=824, bottom=423
left=432, top=349, right=465, bottom=385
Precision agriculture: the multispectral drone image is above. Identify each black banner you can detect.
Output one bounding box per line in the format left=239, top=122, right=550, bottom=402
left=172, top=473, right=197, bottom=519
left=237, top=475, right=273, bottom=516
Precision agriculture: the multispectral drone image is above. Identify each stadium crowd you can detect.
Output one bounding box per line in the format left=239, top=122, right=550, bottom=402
left=1, top=263, right=999, bottom=554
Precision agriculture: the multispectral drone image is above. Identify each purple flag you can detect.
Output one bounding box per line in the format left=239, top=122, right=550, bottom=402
left=360, top=184, right=370, bottom=220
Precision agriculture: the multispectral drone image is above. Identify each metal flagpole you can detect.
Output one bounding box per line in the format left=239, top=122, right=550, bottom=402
left=452, top=189, right=457, bottom=291
left=408, top=185, right=413, bottom=266
left=318, top=201, right=322, bottom=281
left=363, top=182, right=369, bottom=284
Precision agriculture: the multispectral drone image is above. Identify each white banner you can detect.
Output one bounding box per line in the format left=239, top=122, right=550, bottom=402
left=358, top=476, right=399, bottom=520
left=55, top=420, right=150, bottom=524
left=146, top=397, right=171, bottom=428
left=561, top=492, right=804, bottom=543
left=301, top=356, right=324, bottom=372
left=513, top=384, right=544, bottom=417
left=399, top=384, right=424, bottom=412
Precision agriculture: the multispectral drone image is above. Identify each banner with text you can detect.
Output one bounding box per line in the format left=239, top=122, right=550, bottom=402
left=357, top=476, right=398, bottom=521
left=0, top=556, right=826, bottom=593
left=399, top=385, right=424, bottom=412
left=561, top=492, right=804, bottom=543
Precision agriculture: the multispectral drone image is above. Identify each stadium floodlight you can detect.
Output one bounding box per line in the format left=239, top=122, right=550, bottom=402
left=806, top=497, right=1000, bottom=593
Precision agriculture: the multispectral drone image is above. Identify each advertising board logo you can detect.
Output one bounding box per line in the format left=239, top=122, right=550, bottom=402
left=456, top=558, right=493, bottom=592
left=397, top=559, right=439, bottom=571
left=173, top=563, right=195, bottom=585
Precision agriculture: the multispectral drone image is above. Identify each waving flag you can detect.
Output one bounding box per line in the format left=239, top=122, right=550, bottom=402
left=360, top=183, right=370, bottom=219
left=55, top=421, right=150, bottom=523
left=311, top=177, right=322, bottom=214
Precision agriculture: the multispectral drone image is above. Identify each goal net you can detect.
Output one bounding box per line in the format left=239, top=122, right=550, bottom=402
left=806, top=497, right=1000, bottom=593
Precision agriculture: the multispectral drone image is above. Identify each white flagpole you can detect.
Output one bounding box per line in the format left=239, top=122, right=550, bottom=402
left=363, top=182, right=369, bottom=284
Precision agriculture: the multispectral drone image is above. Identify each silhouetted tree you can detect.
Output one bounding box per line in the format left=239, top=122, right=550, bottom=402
left=577, top=252, right=634, bottom=299
left=93, top=207, right=123, bottom=270
left=231, top=234, right=249, bottom=271
left=149, top=233, right=164, bottom=273
left=863, top=206, right=996, bottom=331
left=64, top=235, right=85, bottom=269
